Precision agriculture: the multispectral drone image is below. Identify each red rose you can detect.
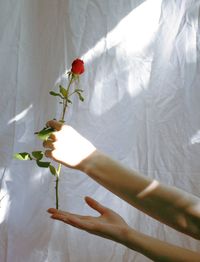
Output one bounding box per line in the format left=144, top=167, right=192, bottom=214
left=71, top=58, right=85, bottom=75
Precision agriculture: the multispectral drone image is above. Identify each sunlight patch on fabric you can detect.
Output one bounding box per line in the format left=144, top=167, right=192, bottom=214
left=0, top=168, right=9, bottom=223
left=190, top=130, right=200, bottom=144
left=83, top=0, right=162, bottom=62
left=8, top=104, right=33, bottom=124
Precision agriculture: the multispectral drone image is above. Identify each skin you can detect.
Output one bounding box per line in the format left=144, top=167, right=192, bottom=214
left=44, top=120, right=200, bottom=261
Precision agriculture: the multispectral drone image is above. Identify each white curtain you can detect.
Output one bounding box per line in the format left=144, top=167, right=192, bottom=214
left=0, top=0, right=200, bottom=261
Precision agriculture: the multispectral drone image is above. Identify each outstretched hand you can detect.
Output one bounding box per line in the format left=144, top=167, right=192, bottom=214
left=43, top=120, right=96, bottom=169
left=47, top=196, right=130, bottom=244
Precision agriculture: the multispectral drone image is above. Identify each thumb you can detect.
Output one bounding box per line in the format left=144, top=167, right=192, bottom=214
left=46, top=120, right=63, bottom=131
left=85, top=196, right=107, bottom=215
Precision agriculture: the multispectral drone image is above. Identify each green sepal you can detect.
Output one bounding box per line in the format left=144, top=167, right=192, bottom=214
left=35, top=127, right=55, bottom=141
left=32, top=151, right=43, bottom=160
left=59, top=85, right=68, bottom=98
left=49, top=91, right=64, bottom=99
left=14, top=152, right=32, bottom=160
left=36, top=160, right=50, bottom=168
left=76, top=92, right=84, bottom=101
left=49, top=165, right=57, bottom=176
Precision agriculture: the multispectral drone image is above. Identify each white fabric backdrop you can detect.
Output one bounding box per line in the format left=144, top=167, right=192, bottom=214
left=0, top=0, right=200, bottom=261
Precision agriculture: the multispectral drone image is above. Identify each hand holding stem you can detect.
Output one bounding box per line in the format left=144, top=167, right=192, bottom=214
left=15, top=58, right=85, bottom=210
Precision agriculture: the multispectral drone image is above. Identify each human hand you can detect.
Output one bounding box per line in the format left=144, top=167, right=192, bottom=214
left=47, top=196, right=130, bottom=244
left=43, top=120, right=96, bottom=169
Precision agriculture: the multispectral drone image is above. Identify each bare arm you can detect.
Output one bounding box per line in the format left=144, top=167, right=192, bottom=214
left=48, top=197, right=200, bottom=262
left=81, top=151, right=200, bottom=239
left=44, top=120, right=200, bottom=239
left=126, top=226, right=200, bottom=261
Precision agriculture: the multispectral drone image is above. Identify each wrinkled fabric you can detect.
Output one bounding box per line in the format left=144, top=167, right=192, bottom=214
left=0, top=0, right=200, bottom=261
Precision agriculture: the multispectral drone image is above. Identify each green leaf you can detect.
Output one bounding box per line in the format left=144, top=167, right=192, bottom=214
left=49, top=91, right=63, bottom=99
left=75, top=88, right=83, bottom=92
left=36, top=160, right=50, bottom=168
left=14, top=152, right=32, bottom=160
left=32, top=151, right=43, bottom=160
left=36, top=127, right=55, bottom=141
left=67, top=99, right=72, bottom=104
left=77, top=92, right=84, bottom=102
left=49, top=165, right=57, bottom=176
left=59, top=85, right=68, bottom=98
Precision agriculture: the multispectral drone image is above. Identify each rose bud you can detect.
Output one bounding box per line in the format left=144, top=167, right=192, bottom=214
left=71, top=59, right=85, bottom=75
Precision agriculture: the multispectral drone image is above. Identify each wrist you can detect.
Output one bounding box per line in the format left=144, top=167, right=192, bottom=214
left=117, top=226, right=138, bottom=247
left=78, top=149, right=102, bottom=173
left=122, top=226, right=140, bottom=251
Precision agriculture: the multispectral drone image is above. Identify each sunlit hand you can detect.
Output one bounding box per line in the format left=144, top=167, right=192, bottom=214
left=47, top=196, right=130, bottom=244
left=43, top=120, right=96, bottom=169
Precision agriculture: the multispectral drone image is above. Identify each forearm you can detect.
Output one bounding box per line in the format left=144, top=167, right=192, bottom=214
left=80, top=150, right=200, bottom=239
left=123, top=227, right=200, bottom=262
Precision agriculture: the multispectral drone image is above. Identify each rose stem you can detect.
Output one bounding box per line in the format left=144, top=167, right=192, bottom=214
left=61, top=74, right=74, bottom=121
left=55, top=163, right=61, bottom=209
left=55, top=73, right=74, bottom=209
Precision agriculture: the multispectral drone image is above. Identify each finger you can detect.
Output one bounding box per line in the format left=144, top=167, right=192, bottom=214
left=49, top=210, right=86, bottom=226
left=46, top=120, right=63, bottom=131
left=66, top=216, right=94, bottom=231
left=47, top=208, right=71, bottom=216
left=43, top=140, right=55, bottom=149
left=48, top=133, right=57, bottom=141
left=44, top=149, right=53, bottom=158
left=52, top=214, right=94, bottom=231
left=47, top=208, right=86, bottom=220
left=50, top=213, right=75, bottom=226
left=85, top=196, right=107, bottom=215
left=48, top=208, right=97, bottom=232
left=47, top=208, right=58, bottom=214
